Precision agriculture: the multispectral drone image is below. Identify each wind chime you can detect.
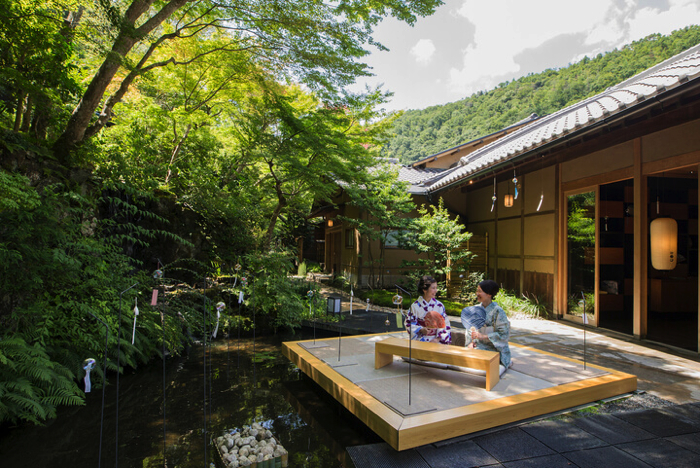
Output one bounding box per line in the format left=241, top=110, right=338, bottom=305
left=491, top=176, right=497, bottom=212
left=392, top=291, right=403, bottom=328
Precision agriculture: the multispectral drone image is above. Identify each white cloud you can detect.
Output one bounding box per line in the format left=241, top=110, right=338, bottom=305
left=449, top=0, right=615, bottom=95
left=625, top=1, right=700, bottom=45
left=411, top=39, right=437, bottom=64
left=349, top=0, right=700, bottom=112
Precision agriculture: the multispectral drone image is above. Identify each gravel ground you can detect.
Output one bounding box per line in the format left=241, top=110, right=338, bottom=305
left=593, top=391, right=677, bottom=414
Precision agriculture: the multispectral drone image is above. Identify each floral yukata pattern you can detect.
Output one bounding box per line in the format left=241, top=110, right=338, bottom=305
left=405, top=297, right=452, bottom=345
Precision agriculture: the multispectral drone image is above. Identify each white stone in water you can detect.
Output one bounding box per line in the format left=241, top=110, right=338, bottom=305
left=239, top=447, right=249, bottom=458
left=217, top=436, right=225, bottom=445
left=261, top=446, right=274, bottom=457
left=267, top=438, right=276, bottom=449
left=220, top=445, right=228, bottom=454
left=224, top=453, right=235, bottom=463
left=227, top=460, right=239, bottom=468
left=238, top=458, right=252, bottom=467
left=227, top=438, right=235, bottom=449
left=256, top=453, right=263, bottom=463
left=248, top=454, right=257, bottom=463
left=265, top=430, right=273, bottom=439
left=249, top=429, right=259, bottom=439
left=252, top=422, right=263, bottom=431
left=274, top=446, right=287, bottom=457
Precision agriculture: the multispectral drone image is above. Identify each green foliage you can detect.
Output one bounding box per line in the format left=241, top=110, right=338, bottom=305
left=0, top=336, right=83, bottom=425
left=245, top=251, right=305, bottom=331
left=0, top=169, right=40, bottom=212
left=305, top=261, right=322, bottom=273
left=0, top=179, right=194, bottom=424
left=495, top=290, right=549, bottom=319
left=460, top=271, right=486, bottom=305
left=383, top=26, right=700, bottom=163
left=0, top=0, right=79, bottom=136
left=403, top=198, right=474, bottom=290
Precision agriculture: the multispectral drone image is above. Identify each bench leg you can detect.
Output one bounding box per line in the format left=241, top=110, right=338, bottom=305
left=485, top=358, right=500, bottom=391
left=375, top=351, right=394, bottom=369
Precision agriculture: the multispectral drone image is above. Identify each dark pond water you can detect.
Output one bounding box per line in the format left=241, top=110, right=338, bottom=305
left=0, top=330, right=381, bottom=468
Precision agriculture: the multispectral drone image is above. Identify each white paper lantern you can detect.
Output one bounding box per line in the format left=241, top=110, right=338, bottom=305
left=650, top=217, right=677, bottom=270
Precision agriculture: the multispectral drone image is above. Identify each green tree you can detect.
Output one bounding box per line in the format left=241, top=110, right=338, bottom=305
left=236, top=83, right=387, bottom=250
left=404, top=197, right=473, bottom=293
left=50, top=0, right=442, bottom=162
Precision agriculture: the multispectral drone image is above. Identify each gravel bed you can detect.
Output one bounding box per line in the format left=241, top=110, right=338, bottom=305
left=594, top=392, right=677, bottom=414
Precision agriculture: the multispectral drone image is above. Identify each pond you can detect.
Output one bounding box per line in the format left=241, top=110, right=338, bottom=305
left=0, top=330, right=381, bottom=468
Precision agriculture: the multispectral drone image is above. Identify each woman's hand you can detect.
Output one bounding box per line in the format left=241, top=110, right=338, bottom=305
left=471, top=330, right=487, bottom=341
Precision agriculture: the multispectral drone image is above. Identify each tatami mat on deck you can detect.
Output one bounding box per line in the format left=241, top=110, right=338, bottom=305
left=299, top=340, right=580, bottom=414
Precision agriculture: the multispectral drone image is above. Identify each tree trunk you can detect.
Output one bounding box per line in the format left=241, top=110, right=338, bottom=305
left=164, top=124, right=192, bottom=184
left=53, top=0, right=189, bottom=163
left=20, top=94, right=32, bottom=132
left=13, top=92, right=25, bottom=133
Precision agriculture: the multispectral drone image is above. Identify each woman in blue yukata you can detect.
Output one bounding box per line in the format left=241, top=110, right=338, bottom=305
left=466, top=280, right=512, bottom=375
left=405, top=275, right=452, bottom=345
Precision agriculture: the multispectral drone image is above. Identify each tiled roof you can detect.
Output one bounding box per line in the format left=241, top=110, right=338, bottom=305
left=426, top=44, right=700, bottom=192
left=411, top=113, right=539, bottom=167
left=397, top=165, right=446, bottom=194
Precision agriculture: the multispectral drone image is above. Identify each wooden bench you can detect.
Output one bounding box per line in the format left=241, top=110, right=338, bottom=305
left=374, top=337, right=501, bottom=391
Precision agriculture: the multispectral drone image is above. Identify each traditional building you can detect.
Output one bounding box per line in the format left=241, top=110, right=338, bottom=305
left=321, top=44, right=700, bottom=354
left=425, top=44, right=700, bottom=354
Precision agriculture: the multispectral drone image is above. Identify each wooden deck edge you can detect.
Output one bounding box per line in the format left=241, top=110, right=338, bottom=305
left=282, top=336, right=638, bottom=452
left=282, top=340, right=403, bottom=448
left=396, top=372, right=637, bottom=450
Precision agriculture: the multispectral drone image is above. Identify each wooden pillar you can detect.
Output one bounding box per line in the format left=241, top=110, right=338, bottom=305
left=633, top=138, right=647, bottom=339
left=519, top=173, right=525, bottom=295
left=555, top=163, right=563, bottom=318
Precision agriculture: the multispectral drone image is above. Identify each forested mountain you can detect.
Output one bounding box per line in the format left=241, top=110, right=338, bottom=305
left=382, top=26, right=700, bottom=164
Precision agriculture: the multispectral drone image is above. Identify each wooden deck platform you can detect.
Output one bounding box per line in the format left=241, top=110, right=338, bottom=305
left=282, top=332, right=637, bottom=451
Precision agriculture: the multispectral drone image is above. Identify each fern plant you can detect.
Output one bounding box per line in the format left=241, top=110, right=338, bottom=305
left=0, top=336, right=84, bottom=425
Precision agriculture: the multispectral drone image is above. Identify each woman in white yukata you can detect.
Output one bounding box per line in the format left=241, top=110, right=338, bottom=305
left=405, top=275, right=452, bottom=345
left=466, top=280, right=512, bottom=375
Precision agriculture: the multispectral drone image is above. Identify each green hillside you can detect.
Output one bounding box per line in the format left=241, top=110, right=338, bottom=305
left=382, top=26, right=700, bottom=164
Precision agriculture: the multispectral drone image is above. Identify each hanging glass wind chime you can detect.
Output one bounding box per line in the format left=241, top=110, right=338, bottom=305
left=491, top=176, right=497, bottom=212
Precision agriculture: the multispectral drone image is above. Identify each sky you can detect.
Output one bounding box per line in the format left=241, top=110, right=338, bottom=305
left=351, top=0, right=700, bottom=112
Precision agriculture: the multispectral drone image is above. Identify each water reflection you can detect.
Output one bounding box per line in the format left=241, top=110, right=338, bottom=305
left=0, top=331, right=380, bottom=467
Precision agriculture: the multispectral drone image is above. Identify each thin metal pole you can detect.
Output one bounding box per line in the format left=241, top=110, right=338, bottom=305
left=87, top=312, right=109, bottom=468
left=203, top=277, right=207, bottom=468
left=409, top=322, right=412, bottom=406
left=251, top=279, right=256, bottom=387
left=582, top=291, right=587, bottom=370
left=116, top=282, right=138, bottom=468
left=161, top=296, right=166, bottom=467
